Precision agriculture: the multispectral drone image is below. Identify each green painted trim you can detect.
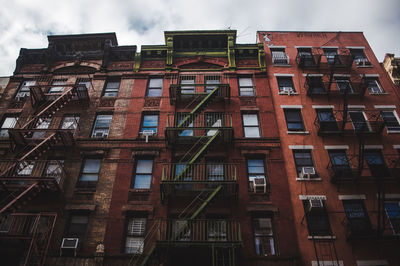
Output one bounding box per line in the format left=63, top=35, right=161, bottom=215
left=133, top=53, right=141, bottom=72
left=228, top=36, right=236, bottom=70
left=258, top=43, right=266, bottom=72
left=173, top=51, right=227, bottom=57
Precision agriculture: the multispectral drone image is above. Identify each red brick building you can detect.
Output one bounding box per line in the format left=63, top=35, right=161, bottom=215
left=257, top=31, right=400, bottom=266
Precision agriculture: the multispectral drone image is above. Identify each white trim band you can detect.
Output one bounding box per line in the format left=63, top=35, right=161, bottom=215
left=312, top=105, right=334, bottom=109
left=393, top=145, right=400, bottom=149
left=362, top=74, right=380, bottom=77
left=312, top=261, right=343, bottom=266
left=294, top=46, right=312, bottom=48
left=268, top=45, right=286, bottom=48
left=356, top=260, right=389, bottom=266
left=281, top=105, right=303, bottom=109
left=379, top=194, right=400, bottom=199
left=375, top=105, right=396, bottom=109
left=320, top=46, right=339, bottom=49
left=346, top=46, right=365, bottom=49
left=289, top=145, right=314, bottom=150
left=339, top=195, right=366, bottom=200
left=274, top=73, right=294, bottom=77
left=348, top=105, right=366, bottom=109
left=364, top=145, right=383, bottom=149
left=303, top=74, right=323, bottom=77
left=299, top=195, right=326, bottom=200
left=324, top=145, right=349, bottom=150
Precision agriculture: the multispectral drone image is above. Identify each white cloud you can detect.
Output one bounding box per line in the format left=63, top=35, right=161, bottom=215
left=0, top=0, right=399, bottom=75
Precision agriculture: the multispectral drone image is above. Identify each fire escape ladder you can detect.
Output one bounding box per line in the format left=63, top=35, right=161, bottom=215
left=177, top=86, right=220, bottom=129
left=357, top=136, right=365, bottom=177
left=311, top=237, right=340, bottom=266
left=130, top=220, right=161, bottom=266
left=0, top=182, right=38, bottom=215
left=212, top=246, right=236, bottom=266
left=29, top=86, right=46, bottom=109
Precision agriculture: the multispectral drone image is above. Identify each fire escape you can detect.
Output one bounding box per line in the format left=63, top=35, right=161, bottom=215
left=131, top=74, right=241, bottom=266
left=0, top=82, right=89, bottom=265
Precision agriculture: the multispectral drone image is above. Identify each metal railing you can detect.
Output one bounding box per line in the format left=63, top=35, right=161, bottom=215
left=296, top=52, right=354, bottom=70
left=305, top=77, right=367, bottom=97
left=162, top=163, right=237, bottom=182
left=272, top=52, right=290, bottom=65
left=166, top=113, right=232, bottom=128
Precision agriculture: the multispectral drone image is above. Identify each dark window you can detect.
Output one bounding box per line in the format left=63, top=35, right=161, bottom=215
left=180, top=76, right=195, bottom=94
left=306, top=76, right=325, bottom=94
left=380, top=110, right=400, bottom=131
left=350, top=49, right=370, bottom=66
left=247, top=159, right=267, bottom=193
left=342, top=200, right=372, bottom=236
left=252, top=217, right=276, bottom=255
left=293, top=150, right=315, bottom=178
left=76, top=78, right=91, bottom=90
left=364, top=150, right=390, bottom=178
left=297, top=48, right=315, bottom=66
left=205, top=76, right=221, bottom=93
left=49, top=79, right=67, bottom=93
left=91, top=114, right=112, bottom=138
left=207, top=160, right=224, bottom=181
left=32, top=117, right=51, bottom=139
left=205, top=113, right=223, bottom=136
left=140, top=114, right=159, bottom=134
left=384, top=200, right=400, bottom=235
left=103, top=79, right=120, bottom=97
left=176, top=113, right=193, bottom=137
left=323, top=48, right=340, bottom=65
left=316, top=109, right=338, bottom=132
left=328, top=150, right=353, bottom=181
left=335, top=77, right=353, bottom=93
left=132, top=159, right=153, bottom=189
left=146, top=78, right=163, bottom=97
left=61, top=115, right=80, bottom=130
left=303, top=199, right=332, bottom=236
left=0, top=115, right=18, bottom=138
left=271, top=48, right=289, bottom=65
left=242, top=114, right=260, bottom=138
left=284, top=109, right=305, bottom=131
left=125, top=217, right=146, bottom=253
left=277, top=77, right=295, bottom=94
left=44, top=160, right=64, bottom=184
left=366, top=78, right=384, bottom=94
left=77, top=159, right=101, bottom=187
left=238, top=77, right=254, bottom=96
left=67, top=214, right=88, bottom=240
left=15, top=80, right=35, bottom=99
left=349, top=111, right=370, bottom=132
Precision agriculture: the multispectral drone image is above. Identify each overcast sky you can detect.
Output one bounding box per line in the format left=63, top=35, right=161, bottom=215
left=0, top=0, right=399, bottom=76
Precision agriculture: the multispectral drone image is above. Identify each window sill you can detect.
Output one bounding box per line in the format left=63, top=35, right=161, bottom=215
left=296, top=177, right=322, bottom=181
left=273, top=64, right=291, bottom=67
left=356, top=65, right=373, bottom=68
left=287, top=131, right=309, bottom=135
left=368, top=92, right=388, bottom=95
left=278, top=92, right=298, bottom=95
left=308, top=236, right=336, bottom=240
left=387, top=130, right=400, bottom=134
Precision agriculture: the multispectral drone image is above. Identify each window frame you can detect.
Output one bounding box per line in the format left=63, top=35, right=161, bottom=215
left=252, top=214, right=276, bottom=256
left=0, top=114, right=19, bottom=138
left=242, top=113, right=261, bottom=138
left=102, top=79, right=121, bottom=97
left=277, top=76, right=296, bottom=94
left=270, top=47, right=289, bottom=65
left=366, top=77, right=384, bottom=94
left=380, top=110, right=400, bottom=132
left=342, top=200, right=372, bottom=236
left=302, top=199, right=332, bottom=236
left=60, top=114, right=80, bottom=131
left=91, top=114, right=112, bottom=138
left=283, top=109, right=305, bottom=132
left=292, top=149, right=316, bottom=179
left=124, top=215, right=147, bottom=254
left=384, top=200, right=400, bottom=235
left=76, top=158, right=102, bottom=188
left=146, top=77, right=163, bottom=97
left=246, top=158, right=267, bottom=193
left=348, top=110, right=371, bottom=132
left=350, top=48, right=370, bottom=66
left=66, top=213, right=89, bottom=241
left=238, top=76, right=255, bottom=96
left=15, top=80, right=36, bottom=100
left=140, top=113, right=159, bottom=136
left=48, top=79, right=67, bottom=94
left=131, top=159, right=154, bottom=189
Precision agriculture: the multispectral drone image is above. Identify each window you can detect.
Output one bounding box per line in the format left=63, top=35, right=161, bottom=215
left=297, top=48, right=315, bottom=66
left=323, top=48, right=340, bottom=65
left=132, top=159, right=153, bottom=189
left=242, top=114, right=260, bottom=138
left=342, top=200, right=372, bottom=236
left=384, top=200, right=400, bottom=235
left=91, top=114, right=112, bottom=138
left=207, top=161, right=224, bottom=181
left=15, top=80, right=36, bottom=99
left=380, top=110, right=400, bottom=131
left=103, top=79, right=120, bottom=97
left=207, top=219, right=227, bottom=241
left=303, top=199, right=332, bottom=236
left=277, top=77, right=296, bottom=94
left=284, top=109, right=305, bottom=131
left=205, top=112, right=223, bottom=136
left=364, top=150, right=390, bottom=178
left=366, top=78, right=384, bottom=94
left=49, top=79, right=67, bottom=93
left=77, top=159, right=101, bottom=187
left=140, top=114, right=159, bottom=134
left=76, top=78, right=91, bottom=90
left=32, top=117, right=51, bottom=139
left=16, top=162, right=35, bottom=176
left=293, top=150, right=316, bottom=178
left=316, top=109, right=338, bottom=132
left=238, top=77, right=254, bottom=96
left=350, top=49, right=370, bottom=66
left=125, top=217, right=146, bottom=253
left=180, top=76, right=195, bottom=94
left=271, top=47, right=289, bottom=65
left=205, top=76, right=221, bottom=93
left=0, top=115, right=18, bottom=138
left=67, top=214, right=88, bottom=240
left=247, top=159, right=267, bottom=193
left=335, top=77, right=353, bottom=93
left=328, top=150, right=353, bottom=181
left=61, top=115, right=80, bottom=130
left=306, top=76, right=326, bottom=94
left=349, top=110, right=370, bottom=132
left=146, top=78, right=163, bottom=97
left=44, top=160, right=64, bottom=184
left=176, top=113, right=193, bottom=137
left=252, top=217, right=275, bottom=255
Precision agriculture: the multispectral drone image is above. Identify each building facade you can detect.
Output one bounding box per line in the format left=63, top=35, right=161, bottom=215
left=382, top=53, right=400, bottom=86
left=257, top=31, right=400, bottom=266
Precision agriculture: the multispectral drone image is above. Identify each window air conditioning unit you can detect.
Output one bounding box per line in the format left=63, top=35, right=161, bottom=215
left=300, top=167, right=316, bottom=179
left=308, top=199, right=324, bottom=212
left=252, top=177, right=266, bottom=193
left=94, top=132, right=108, bottom=138
left=140, top=130, right=155, bottom=143
left=280, top=87, right=295, bottom=95
left=60, top=238, right=79, bottom=256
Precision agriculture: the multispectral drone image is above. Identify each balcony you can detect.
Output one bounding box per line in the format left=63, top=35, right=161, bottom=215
left=296, top=51, right=354, bottom=71
left=156, top=219, right=242, bottom=247
left=165, top=113, right=233, bottom=145
left=272, top=51, right=290, bottom=65
left=328, top=154, right=400, bottom=183
left=314, top=110, right=385, bottom=136
left=160, top=163, right=238, bottom=200
left=168, top=75, right=230, bottom=104
left=305, top=76, right=367, bottom=97
left=0, top=159, right=66, bottom=191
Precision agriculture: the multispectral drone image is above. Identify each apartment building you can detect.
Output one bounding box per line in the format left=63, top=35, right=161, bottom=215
left=382, top=53, right=400, bottom=86
left=257, top=31, right=400, bottom=266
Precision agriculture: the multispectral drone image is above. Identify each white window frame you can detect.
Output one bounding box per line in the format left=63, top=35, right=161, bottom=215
left=242, top=113, right=260, bottom=138
left=380, top=110, right=400, bottom=133
left=349, top=110, right=371, bottom=132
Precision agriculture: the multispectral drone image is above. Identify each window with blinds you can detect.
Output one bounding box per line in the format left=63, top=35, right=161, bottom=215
left=125, top=218, right=147, bottom=254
